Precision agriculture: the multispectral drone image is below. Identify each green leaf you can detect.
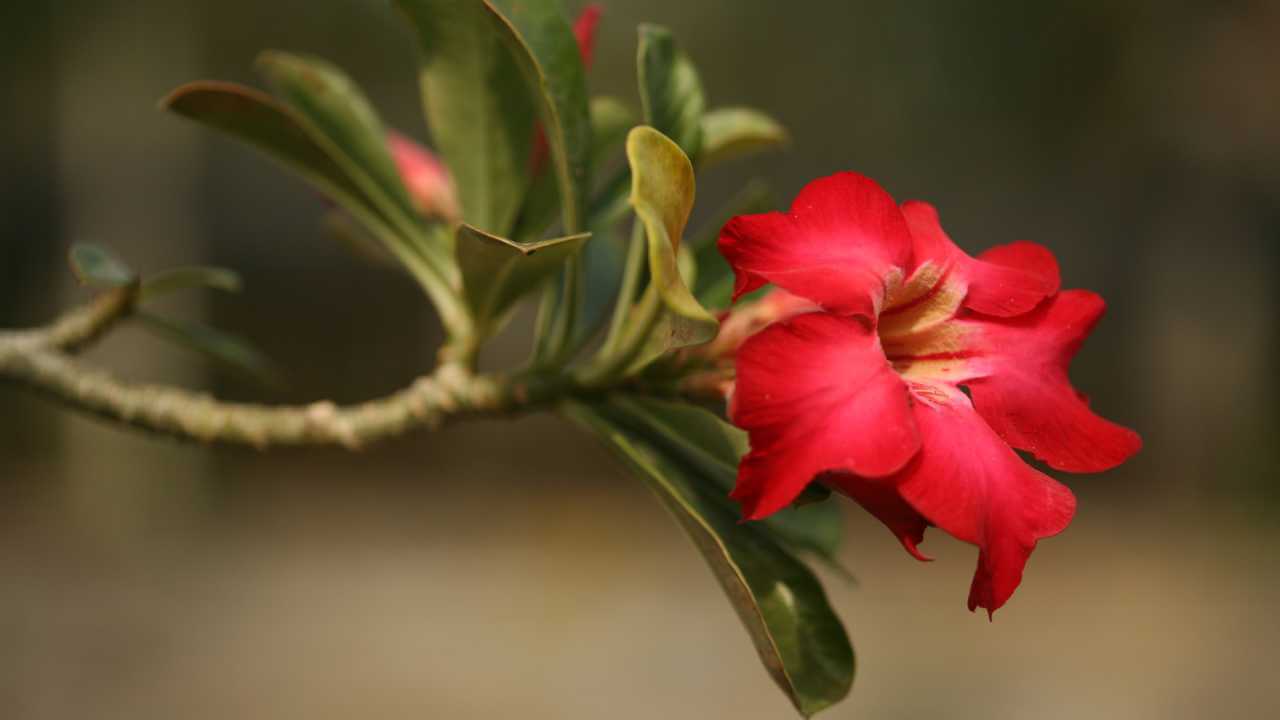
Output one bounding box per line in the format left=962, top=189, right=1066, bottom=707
left=581, top=25, right=704, bottom=236
left=564, top=401, right=855, bottom=718
left=162, top=82, right=391, bottom=232
left=700, top=107, right=789, bottom=167
left=482, top=0, right=593, bottom=365
left=135, top=311, right=280, bottom=387
left=624, top=126, right=718, bottom=369
left=515, top=95, right=635, bottom=242
left=456, top=223, right=588, bottom=333
left=608, top=395, right=846, bottom=565
left=140, top=266, right=242, bottom=301
left=485, top=0, right=591, bottom=234
left=395, top=0, right=533, bottom=236
left=161, top=80, right=462, bottom=332
left=638, top=24, right=705, bottom=161
left=254, top=52, right=428, bottom=253
left=68, top=243, right=136, bottom=288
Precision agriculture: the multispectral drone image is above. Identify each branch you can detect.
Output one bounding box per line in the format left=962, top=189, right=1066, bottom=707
left=3, top=285, right=137, bottom=354
left=0, top=289, right=527, bottom=448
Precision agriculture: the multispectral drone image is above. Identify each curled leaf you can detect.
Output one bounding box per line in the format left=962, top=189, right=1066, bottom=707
left=624, top=126, right=718, bottom=369
left=457, top=224, right=589, bottom=333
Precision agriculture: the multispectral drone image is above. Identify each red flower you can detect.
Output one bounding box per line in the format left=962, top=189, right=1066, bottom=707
left=718, top=172, right=1141, bottom=616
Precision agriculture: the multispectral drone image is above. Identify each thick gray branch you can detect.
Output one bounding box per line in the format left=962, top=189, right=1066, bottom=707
left=0, top=288, right=521, bottom=448
left=0, top=348, right=507, bottom=448
left=3, top=286, right=136, bottom=354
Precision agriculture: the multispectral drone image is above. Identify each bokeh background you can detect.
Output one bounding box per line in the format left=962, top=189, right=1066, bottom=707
left=2, top=1, right=1278, bottom=718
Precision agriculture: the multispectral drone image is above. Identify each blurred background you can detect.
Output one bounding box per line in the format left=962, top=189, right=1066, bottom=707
left=2, top=1, right=1278, bottom=718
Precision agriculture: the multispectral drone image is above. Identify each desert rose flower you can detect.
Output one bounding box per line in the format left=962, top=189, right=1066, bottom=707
left=718, top=172, right=1141, bottom=615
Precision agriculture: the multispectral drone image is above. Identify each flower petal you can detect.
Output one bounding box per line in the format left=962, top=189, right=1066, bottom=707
left=731, top=312, right=920, bottom=519
left=901, top=201, right=1059, bottom=317
left=962, top=289, right=1143, bottom=472
left=706, top=289, right=817, bottom=360
left=719, top=172, right=913, bottom=319
left=894, top=385, right=1076, bottom=615
left=823, top=471, right=932, bottom=562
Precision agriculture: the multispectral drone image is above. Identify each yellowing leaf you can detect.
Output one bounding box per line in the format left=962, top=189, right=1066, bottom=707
left=624, top=126, right=718, bottom=369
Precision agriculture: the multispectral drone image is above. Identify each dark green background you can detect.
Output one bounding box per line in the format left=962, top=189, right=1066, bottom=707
left=2, top=1, right=1277, bottom=717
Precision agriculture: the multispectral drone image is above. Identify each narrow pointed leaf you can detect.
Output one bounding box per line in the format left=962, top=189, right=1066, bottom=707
left=162, top=82, right=394, bottom=235
left=484, top=0, right=591, bottom=233
left=565, top=401, right=855, bottom=718
left=395, top=0, right=533, bottom=235
left=254, top=52, right=433, bottom=255
left=248, top=52, right=467, bottom=333
left=140, top=266, right=242, bottom=300
left=638, top=24, right=705, bottom=161
left=69, top=243, right=135, bottom=288
left=135, top=311, right=280, bottom=387
left=457, top=223, right=589, bottom=330
left=587, top=26, right=708, bottom=231
left=516, top=95, right=636, bottom=241
left=609, top=395, right=846, bottom=565
left=161, top=79, right=455, bottom=319
left=624, top=126, right=718, bottom=368
left=700, top=107, right=789, bottom=167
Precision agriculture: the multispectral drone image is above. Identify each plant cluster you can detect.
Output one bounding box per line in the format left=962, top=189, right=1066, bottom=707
left=0, top=2, right=1140, bottom=716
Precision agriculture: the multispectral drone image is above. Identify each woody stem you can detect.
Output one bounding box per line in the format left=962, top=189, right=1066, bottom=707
left=0, top=287, right=560, bottom=448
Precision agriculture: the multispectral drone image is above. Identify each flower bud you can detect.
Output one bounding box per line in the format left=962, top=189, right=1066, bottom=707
left=388, top=131, right=461, bottom=223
